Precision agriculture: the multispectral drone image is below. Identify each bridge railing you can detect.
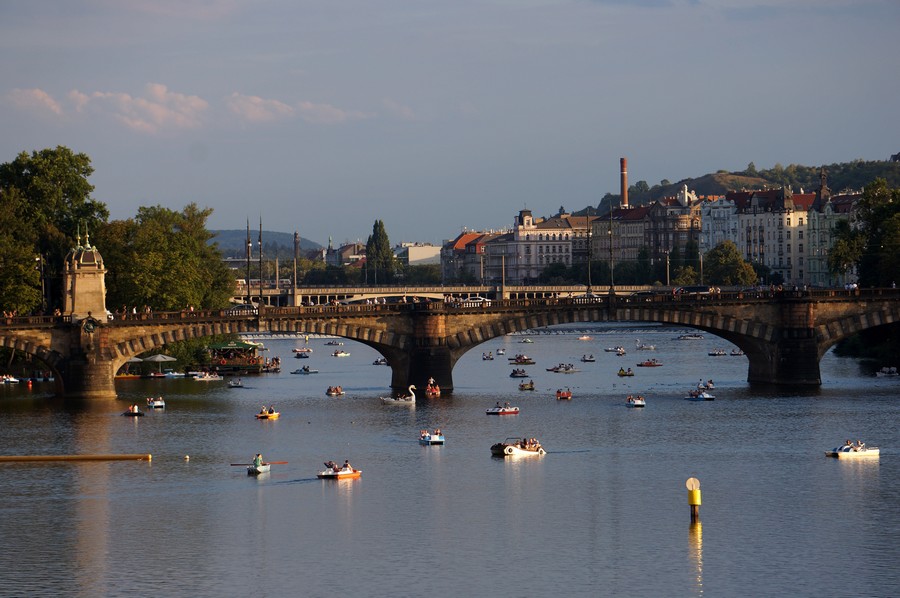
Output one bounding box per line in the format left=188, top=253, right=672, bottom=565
left=4, top=288, right=900, bottom=330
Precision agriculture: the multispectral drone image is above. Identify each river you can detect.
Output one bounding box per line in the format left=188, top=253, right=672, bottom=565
left=1, top=323, right=897, bottom=597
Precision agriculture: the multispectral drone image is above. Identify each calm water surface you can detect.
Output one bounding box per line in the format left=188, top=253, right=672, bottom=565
left=1, top=324, right=898, bottom=597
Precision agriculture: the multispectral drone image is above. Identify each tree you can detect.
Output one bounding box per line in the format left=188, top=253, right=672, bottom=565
left=95, top=204, right=234, bottom=311
left=703, top=241, right=757, bottom=286
left=853, top=179, right=900, bottom=287
left=672, top=266, right=698, bottom=285
left=365, top=220, right=395, bottom=284
left=828, top=220, right=865, bottom=279
left=0, top=146, right=109, bottom=312
left=0, top=188, right=41, bottom=314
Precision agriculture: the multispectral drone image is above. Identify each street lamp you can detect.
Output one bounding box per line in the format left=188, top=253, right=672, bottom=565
left=586, top=225, right=593, bottom=296
left=607, top=197, right=616, bottom=295
left=664, top=250, right=670, bottom=287
left=35, top=256, right=46, bottom=313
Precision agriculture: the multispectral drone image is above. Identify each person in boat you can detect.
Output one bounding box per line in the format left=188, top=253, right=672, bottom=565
left=434, top=428, right=441, bottom=436
left=856, top=439, right=866, bottom=450
left=496, top=401, right=502, bottom=408
left=504, top=401, right=511, bottom=408
left=253, top=454, right=263, bottom=468
left=626, top=368, right=633, bottom=374
left=260, top=406, right=268, bottom=414
left=324, top=460, right=336, bottom=470
left=342, top=459, right=352, bottom=471
left=619, top=367, right=626, bottom=375
left=268, top=406, right=275, bottom=414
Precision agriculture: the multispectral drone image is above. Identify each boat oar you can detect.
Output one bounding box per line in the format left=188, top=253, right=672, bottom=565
left=230, top=461, right=288, bottom=466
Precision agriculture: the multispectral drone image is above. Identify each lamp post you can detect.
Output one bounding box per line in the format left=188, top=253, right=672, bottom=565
left=35, top=256, right=46, bottom=314
left=664, top=250, right=670, bottom=287
left=608, top=198, right=616, bottom=295
left=586, top=224, right=593, bottom=296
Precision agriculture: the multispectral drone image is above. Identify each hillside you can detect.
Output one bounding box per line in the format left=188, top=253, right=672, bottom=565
left=211, top=230, right=322, bottom=258
left=574, top=158, right=900, bottom=215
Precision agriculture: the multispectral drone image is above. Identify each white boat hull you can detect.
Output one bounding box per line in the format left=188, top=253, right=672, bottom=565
left=825, top=446, right=879, bottom=458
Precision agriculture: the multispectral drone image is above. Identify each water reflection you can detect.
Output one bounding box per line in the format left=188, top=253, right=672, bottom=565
left=689, top=522, right=703, bottom=596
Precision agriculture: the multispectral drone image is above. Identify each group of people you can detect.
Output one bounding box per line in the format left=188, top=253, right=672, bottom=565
left=844, top=439, right=867, bottom=451
left=326, top=386, right=343, bottom=395
left=626, top=395, right=645, bottom=404
left=323, top=459, right=353, bottom=472
left=698, top=379, right=715, bottom=389
left=517, top=438, right=542, bottom=451
left=618, top=367, right=634, bottom=376
left=259, top=405, right=276, bottom=415
left=420, top=428, right=443, bottom=439
left=494, top=401, right=512, bottom=408
left=127, top=403, right=141, bottom=413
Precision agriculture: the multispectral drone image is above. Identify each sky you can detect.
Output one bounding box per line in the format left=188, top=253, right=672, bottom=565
left=3, top=0, right=899, bottom=248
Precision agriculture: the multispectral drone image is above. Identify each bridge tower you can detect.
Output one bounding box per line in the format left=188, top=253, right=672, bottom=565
left=63, top=228, right=108, bottom=321
left=60, top=231, right=115, bottom=398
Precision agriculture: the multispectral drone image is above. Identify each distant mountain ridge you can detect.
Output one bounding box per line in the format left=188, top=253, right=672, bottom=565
left=211, top=230, right=322, bottom=258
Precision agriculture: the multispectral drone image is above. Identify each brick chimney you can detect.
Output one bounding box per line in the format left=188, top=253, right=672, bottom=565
left=620, top=157, right=628, bottom=208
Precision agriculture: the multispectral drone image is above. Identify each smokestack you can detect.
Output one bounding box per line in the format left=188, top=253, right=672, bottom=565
left=620, top=157, right=629, bottom=208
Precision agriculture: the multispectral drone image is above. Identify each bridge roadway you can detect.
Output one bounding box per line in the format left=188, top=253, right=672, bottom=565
left=2, top=288, right=898, bottom=399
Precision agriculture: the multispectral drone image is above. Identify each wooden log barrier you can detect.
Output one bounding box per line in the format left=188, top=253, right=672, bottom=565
left=0, top=454, right=152, bottom=463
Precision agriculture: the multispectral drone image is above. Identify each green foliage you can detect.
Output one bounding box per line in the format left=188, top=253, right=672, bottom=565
left=95, top=204, right=234, bottom=311
left=672, top=266, right=698, bottom=285
left=365, top=220, right=395, bottom=283
left=401, top=264, right=442, bottom=285
left=0, top=189, right=41, bottom=313
left=0, top=146, right=109, bottom=313
left=828, top=220, right=865, bottom=278
left=703, top=241, right=758, bottom=286
left=853, top=179, right=900, bottom=286
left=538, top=262, right=570, bottom=284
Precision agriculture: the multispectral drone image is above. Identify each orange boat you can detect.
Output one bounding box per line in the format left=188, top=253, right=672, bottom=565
left=636, top=359, right=663, bottom=367
left=317, top=461, right=361, bottom=479
left=556, top=389, right=572, bottom=400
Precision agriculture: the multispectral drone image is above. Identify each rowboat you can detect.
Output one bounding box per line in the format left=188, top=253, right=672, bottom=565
left=332, top=350, right=350, bottom=357
left=490, top=438, right=545, bottom=457
left=617, top=368, right=635, bottom=377
left=518, top=381, right=535, bottom=391
left=325, top=387, right=345, bottom=396
left=228, top=379, right=244, bottom=388
left=122, top=410, right=144, bottom=417
left=247, top=463, right=271, bottom=475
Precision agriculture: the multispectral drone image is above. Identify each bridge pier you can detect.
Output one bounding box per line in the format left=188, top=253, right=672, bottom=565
left=62, top=357, right=118, bottom=399
left=746, top=332, right=822, bottom=387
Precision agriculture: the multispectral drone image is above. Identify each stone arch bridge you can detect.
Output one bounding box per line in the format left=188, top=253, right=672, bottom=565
left=2, top=289, right=898, bottom=399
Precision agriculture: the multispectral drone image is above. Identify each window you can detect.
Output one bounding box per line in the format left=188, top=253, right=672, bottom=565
left=798, top=230, right=804, bottom=239
left=799, top=243, right=804, bottom=253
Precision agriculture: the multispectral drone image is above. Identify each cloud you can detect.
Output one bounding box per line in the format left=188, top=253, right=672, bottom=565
left=80, top=83, right=209, bottom=133
left=6, top=88, right=63, bottom=116
left=382, top=98, right=417, bottom=121
left=226, top=92, right=295, bottom=123
left=297, top=101, right=371, bottom=125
